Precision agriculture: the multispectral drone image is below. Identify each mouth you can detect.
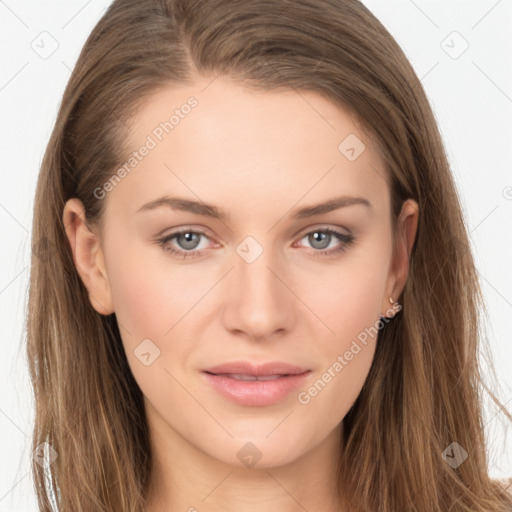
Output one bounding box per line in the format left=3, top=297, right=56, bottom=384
left=203, top=360, right=310, bottom=376
left=201, top=361, right=311, bottom=406
left=206, top=373, right=297, bottom=381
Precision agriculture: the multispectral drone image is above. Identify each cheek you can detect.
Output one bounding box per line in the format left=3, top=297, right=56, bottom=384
left=105, top=238, right=202, bottom=338
left=292, top=247, right=388, bottom=411
left=299, top=253, right=389, bottom=346
left=104, top=248, right=199, bottom=402
left=297, top=341, right=375, bottom=439
left=295, top=269, right=382, bottom=427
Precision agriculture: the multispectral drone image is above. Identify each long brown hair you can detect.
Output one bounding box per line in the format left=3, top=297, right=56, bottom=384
left=26, top=0, right=512, bottom=510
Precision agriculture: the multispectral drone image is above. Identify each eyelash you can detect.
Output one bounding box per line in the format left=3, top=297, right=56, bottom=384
left=157, top=227, right=355, bottom=260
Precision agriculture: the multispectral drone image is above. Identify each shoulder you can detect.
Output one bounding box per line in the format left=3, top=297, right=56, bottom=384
left=495, top=477, right=512, bottom=497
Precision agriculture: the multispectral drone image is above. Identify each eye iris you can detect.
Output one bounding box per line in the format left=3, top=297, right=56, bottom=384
left=177, top=232, right=200, bottom=250
left=309, top=231, right=330, bottom=250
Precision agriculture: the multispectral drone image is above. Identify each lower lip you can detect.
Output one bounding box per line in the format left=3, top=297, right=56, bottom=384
left=202, top=371, right=311, bottom=407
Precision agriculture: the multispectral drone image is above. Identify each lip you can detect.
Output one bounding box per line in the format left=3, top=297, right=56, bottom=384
left=202, top=361, right=311, bottom=407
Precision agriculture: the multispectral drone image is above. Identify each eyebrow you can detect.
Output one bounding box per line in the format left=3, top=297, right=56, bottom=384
left=136, top=194, right=372, bottom=220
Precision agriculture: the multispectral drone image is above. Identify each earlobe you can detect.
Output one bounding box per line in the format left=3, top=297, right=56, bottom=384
left=62, top=198, right=115, bottom=316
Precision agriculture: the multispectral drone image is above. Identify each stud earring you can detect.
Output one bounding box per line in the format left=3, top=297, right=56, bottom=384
left=379, top=296, right=401, bottom=325
left=390, top=297, right=402, bottom=311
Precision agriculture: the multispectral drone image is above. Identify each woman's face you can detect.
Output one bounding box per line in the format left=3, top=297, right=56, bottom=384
left=65, top=76, right=417, bottom=470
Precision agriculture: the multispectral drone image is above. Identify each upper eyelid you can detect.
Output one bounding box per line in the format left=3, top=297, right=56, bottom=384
left=162, top=224, right=350, bottom=237
left=295, top=224, right=351, bottom=237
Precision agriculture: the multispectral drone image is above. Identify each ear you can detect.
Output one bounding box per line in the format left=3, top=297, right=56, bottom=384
left=62, top=198, right=114, bottom=315
left=381, top=198, right=419, bottom=317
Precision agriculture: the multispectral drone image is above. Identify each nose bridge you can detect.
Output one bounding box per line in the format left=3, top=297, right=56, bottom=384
left=222, top=235, right=294, bottom=339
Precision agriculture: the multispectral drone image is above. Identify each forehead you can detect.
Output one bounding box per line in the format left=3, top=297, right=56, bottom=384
left=107, top=76, right=389, bottom=219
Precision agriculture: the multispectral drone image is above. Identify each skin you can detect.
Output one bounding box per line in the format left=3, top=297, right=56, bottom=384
left=63, top=75, right=418, bottom=512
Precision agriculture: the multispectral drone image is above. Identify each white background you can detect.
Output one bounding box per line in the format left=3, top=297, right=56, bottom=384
left=0, top=0, right=511, bottom=510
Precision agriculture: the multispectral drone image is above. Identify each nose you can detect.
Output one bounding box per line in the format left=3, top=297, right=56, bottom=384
left=222, top=242, right=295, bottom=341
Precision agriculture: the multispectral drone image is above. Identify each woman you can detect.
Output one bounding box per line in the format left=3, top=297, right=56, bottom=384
left=27, top=0, right=512, bottom=510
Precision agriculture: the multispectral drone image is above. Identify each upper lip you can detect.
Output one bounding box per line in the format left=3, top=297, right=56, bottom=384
left=203, top=361, right=310, bottom=377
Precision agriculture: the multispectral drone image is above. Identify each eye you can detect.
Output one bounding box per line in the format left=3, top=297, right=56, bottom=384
left=295, top=228, right=355, bottom=257
left=157, top=228, right=213, bottom=260
left=157, top=226, right=355, bottom=260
